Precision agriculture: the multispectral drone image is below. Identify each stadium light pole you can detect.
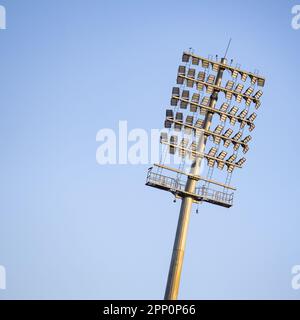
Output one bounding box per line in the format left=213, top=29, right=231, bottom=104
left=146, top=48, right=265, bottom=300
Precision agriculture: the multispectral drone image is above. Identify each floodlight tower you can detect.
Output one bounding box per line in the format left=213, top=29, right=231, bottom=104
left=146, top=48, right=265, bottom=300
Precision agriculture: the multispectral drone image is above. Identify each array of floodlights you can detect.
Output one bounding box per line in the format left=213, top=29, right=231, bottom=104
left=146, top=50, right=265, bottom=207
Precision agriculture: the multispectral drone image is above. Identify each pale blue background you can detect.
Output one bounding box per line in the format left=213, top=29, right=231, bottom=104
left=0, top=0, right=299, bottom=299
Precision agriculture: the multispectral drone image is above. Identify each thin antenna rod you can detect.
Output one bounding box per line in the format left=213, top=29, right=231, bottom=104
left=224, top=38, right=232, bottom=58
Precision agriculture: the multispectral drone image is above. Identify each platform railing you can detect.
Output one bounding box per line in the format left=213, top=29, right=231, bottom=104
left=146, top=168, right=233, bottom=207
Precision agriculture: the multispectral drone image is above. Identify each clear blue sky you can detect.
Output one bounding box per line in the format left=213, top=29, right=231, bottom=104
left=0, top=0, right=300, bottom=299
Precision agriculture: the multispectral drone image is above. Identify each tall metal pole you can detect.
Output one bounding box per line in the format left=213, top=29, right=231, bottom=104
left=164, top=58, right=227, bottom=300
